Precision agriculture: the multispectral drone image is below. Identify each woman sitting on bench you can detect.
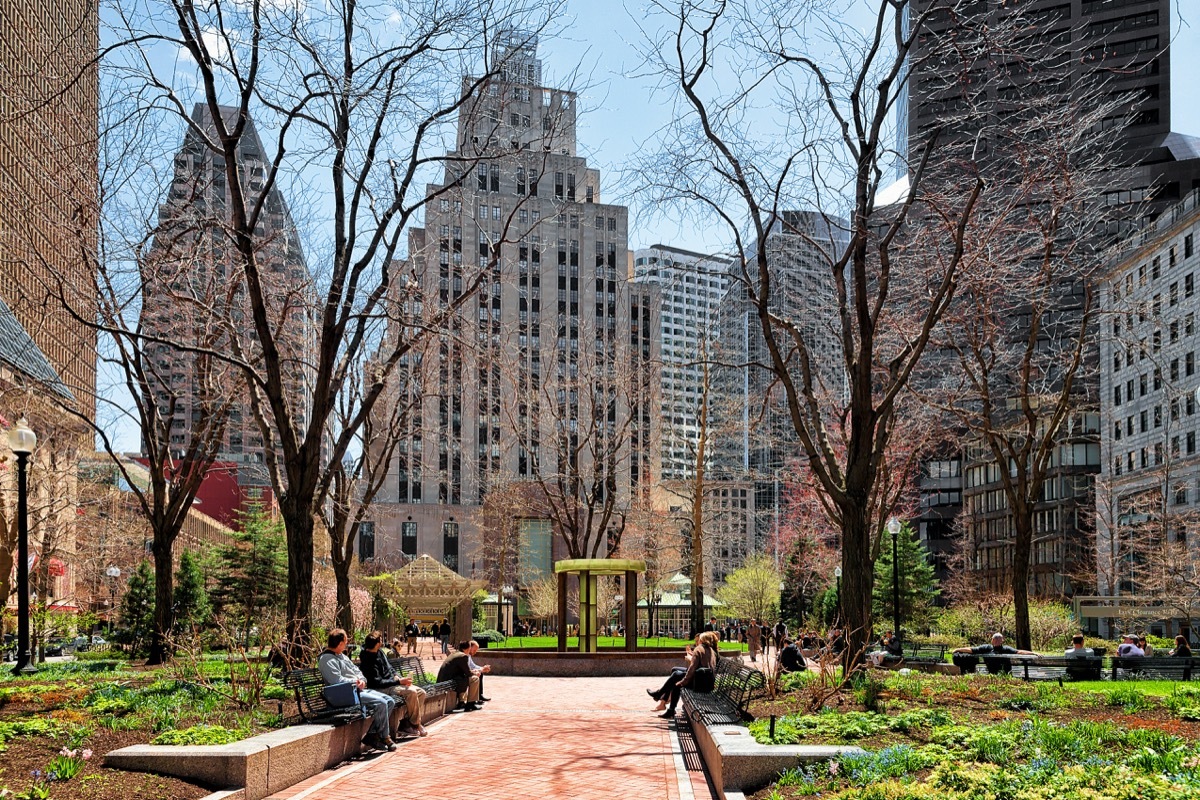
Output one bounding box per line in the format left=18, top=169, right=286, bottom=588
left=646, top=631, right=719, bottom=718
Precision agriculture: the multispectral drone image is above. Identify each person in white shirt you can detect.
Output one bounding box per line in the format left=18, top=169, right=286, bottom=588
left=1116, top=634, right=1145, bottom=658
left=466, top=640, right=493, bottom=702
left=318, top=628, right=396, bottom=751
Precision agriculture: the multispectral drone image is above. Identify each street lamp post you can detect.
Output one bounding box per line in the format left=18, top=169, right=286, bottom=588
left=106, top=566, right=122, bottom=636
left=8, top=418, right=37, bottom=675
left=887, top=516, right=902, bottom=644
left=834, top=566, right=842, bottom=624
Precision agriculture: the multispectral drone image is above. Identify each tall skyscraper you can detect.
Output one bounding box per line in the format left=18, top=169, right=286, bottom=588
left=909, top=0, right=1200, bottom=226
left=908, top=0, right=1200, bottom=596
left=631, top=246, right=731, bottom=481
left=142, top=104, right=313, bottom=494
left=1094, top=188, right=1200, bottom=636
left=0, top=0, right=98, bottom=416
left=368, top=32, right=660, bottom=574
left=713, top=211, right=849, bottom=552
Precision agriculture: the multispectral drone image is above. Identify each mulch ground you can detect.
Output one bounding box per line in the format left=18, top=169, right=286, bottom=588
left=0, top=729, right=211, bottom=800
left=746, top=677, right=1200, bottom=748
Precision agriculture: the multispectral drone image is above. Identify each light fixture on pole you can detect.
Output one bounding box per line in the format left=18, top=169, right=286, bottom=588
left=886, top=516, right=902, bottom=644
left=833, top=566, right=842, bottom=624
left=7, top=418, right=37, bottom=675
left=105, top=566, right=121, bottom=635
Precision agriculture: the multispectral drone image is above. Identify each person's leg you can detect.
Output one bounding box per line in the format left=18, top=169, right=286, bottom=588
left=395, top=685, right=426, bottom=730
left=651, top=667, right=684, bottom=699
left=359, top=689, right=395, bottom=743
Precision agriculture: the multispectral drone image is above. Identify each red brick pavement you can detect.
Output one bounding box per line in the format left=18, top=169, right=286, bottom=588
left=267, top=675, right=716, bottom=800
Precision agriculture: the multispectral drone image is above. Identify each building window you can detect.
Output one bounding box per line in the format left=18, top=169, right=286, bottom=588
left=358, top=522, right=376, bottom=561
left=401, top=521, right=418, bottom=557
left=443, top=522, right=459, bottom=571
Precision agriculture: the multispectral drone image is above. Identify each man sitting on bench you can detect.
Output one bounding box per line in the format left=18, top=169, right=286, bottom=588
left=437, top=641, right=481, bottom=711
left=318, top=628, right=397, bottom=751
left=359, top=630, right=428, bottom=737
left=953, top=632, right=1034, bottom=674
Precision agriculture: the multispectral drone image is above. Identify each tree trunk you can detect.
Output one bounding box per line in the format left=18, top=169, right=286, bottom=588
left=283, top=505, right=314, bottom=658
left=146, top=533, right=175, bottom=665
left=1011, top=513, right=1034, bottom=650
left=840, top=502, right=873, bottom=668
left=335, top=563, right=353, bottom=633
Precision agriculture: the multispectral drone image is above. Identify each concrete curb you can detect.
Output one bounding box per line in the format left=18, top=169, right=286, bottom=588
left=106, top=688, right=469, bottom=799
left=681, top=699, right=863, bottom=799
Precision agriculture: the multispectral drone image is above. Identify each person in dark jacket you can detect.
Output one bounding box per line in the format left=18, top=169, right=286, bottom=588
left=359, top=631, right=427, bottom=737
left=779, top=638, right=806, bottom=673
left=438, top=619, right=452, bottom=655
left=436, top=641, right=480, bottom=710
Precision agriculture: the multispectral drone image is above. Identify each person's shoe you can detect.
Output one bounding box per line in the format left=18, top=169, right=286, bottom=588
left=479, top=696, right=492, bottom=702
left=361, top=734, right=386, bottom=751
left=383, top=738, right=398, bottom=752
left=463, top=701, right=481, bottom=711
left=646, top=689, right=660, bottom=700
left=416, top=725, right=429, bottom=737
left=659, top=710, right=675, bottom=718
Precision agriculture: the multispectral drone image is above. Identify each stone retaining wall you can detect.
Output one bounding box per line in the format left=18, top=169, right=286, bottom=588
left=106, top=684, right=474, bottom=799
left=681, top=697, right=863, bottom=799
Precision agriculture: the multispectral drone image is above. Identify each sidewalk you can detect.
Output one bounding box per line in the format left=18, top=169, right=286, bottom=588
left=267, top=675, right=715, bottom=800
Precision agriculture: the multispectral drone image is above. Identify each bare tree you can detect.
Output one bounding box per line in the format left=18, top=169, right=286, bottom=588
left=102, top=0, right=565, bottom=653
left=497, top=316, right=640, bottom=560
left=322, top=359, right=422, bottom=634
left=632, top=0, right=1103, bottom=660
left=932, top=62, right=1133, bottom=646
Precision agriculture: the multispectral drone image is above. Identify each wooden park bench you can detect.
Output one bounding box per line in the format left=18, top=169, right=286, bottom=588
left=681, top=656, right=766, bottom=726
left=281, top=667, right=370, bottom=725
left=1112, top=656, right=1199, bottom=681
left=388, top=655, right=459, bottom=697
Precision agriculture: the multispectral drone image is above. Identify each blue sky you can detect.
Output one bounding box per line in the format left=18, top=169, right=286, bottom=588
left=542, top=1, right=1200, bottom=255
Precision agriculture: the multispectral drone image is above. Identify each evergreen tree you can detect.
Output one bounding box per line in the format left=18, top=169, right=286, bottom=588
left=118, top=561, right=156, bottom=654
left=873, top=522, right=940, bottom=636
left=173, top=549, right=212, bottom=633
left=211, top=506, right=287, bottom=645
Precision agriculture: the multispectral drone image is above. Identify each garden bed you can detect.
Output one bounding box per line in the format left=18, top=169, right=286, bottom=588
left=741, top=671, right=1200, bottom=799
left=0, top=657, right=290, bottom=799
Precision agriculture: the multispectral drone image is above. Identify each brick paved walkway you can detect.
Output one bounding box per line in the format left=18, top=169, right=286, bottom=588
left=267, top=675, right=716, bottom=800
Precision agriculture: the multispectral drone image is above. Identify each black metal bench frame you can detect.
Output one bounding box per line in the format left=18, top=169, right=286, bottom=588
left=389, top=655, right=459, bottom=697
left=884, top=643, right=947, bottom=666
left=681, top=657, right=766, bottom=726
left=1112, top=656, right=1199, bottom=680
left=282, top=667, right=370, bottom=725
left=952, top=654, right=1103, bottom=681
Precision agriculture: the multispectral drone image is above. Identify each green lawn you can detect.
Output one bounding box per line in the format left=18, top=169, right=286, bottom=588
left=1065, top=679, right=1192, bottom=696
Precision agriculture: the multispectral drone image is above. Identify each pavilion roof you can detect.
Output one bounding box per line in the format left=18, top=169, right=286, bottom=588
left=368, top=554, right=485, bottom=616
